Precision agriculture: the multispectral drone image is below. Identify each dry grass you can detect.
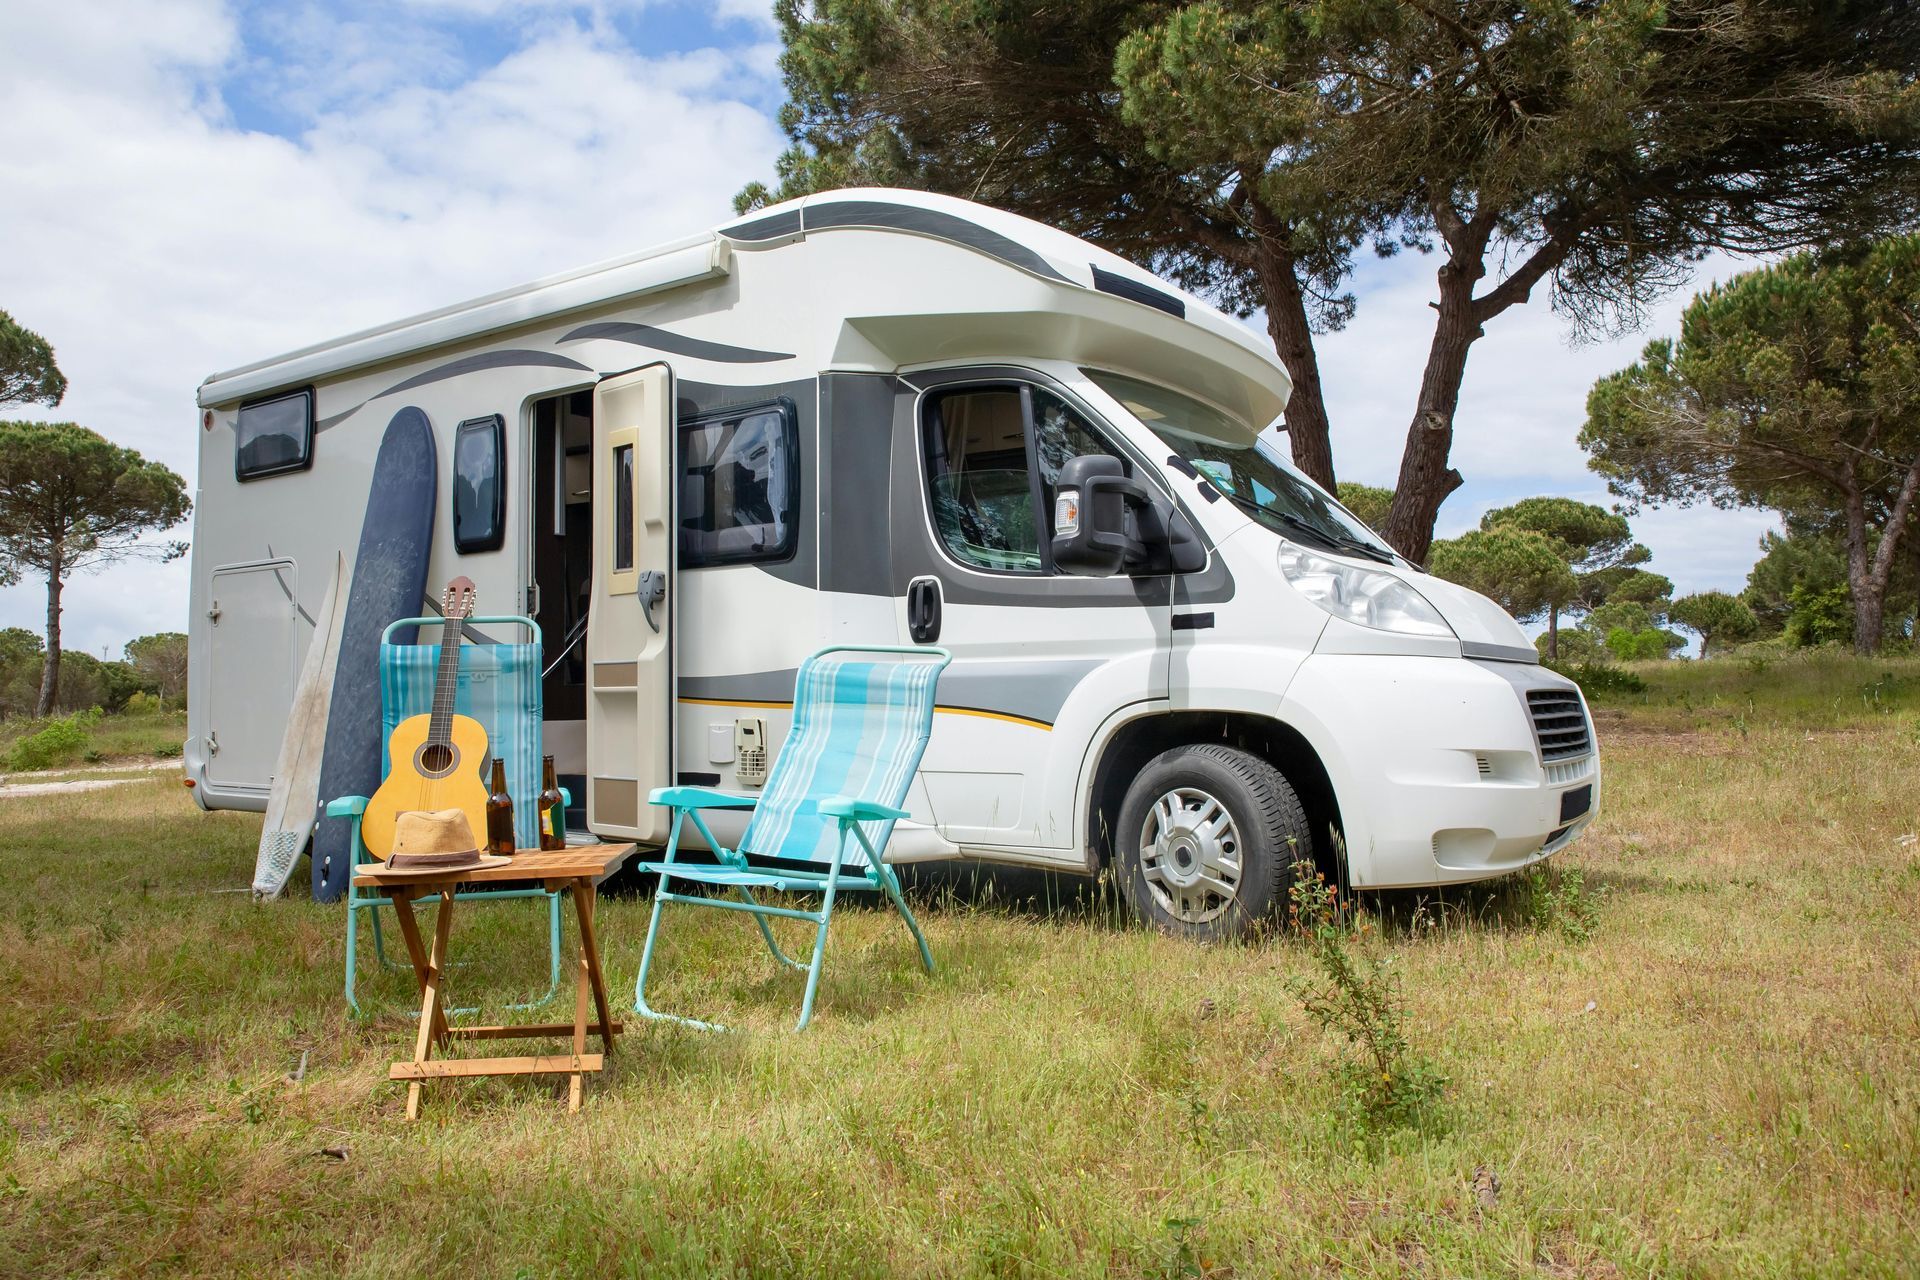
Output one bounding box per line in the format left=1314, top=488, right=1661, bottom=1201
left=0, top=661, right=1916, bottom=1277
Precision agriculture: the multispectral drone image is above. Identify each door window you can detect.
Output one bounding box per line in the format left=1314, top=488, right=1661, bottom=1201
left=922, top=384, right=1120, bottom=574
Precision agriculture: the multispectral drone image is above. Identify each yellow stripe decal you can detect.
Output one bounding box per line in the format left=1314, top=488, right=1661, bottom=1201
left=675, top=696, right=1052, bottom=731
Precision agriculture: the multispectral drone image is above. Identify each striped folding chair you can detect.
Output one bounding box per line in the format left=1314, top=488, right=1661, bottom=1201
left=632, top=644, right=952, bottom=1032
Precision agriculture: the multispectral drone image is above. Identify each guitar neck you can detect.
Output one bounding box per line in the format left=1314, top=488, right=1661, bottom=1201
left=427, top=618, right=463, bottom=744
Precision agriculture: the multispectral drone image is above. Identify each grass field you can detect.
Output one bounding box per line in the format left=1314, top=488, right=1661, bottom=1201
left=1, top=656, right=1916, bottom=1277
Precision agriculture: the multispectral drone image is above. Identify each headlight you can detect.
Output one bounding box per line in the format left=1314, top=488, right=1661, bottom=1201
left=1278, top=547, right=1453, bottom=637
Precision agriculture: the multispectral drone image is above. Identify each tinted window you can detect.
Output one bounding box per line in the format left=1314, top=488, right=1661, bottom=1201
left=922, top=385, right=1122, bottom=574
left=452, top=415, right=505, bottom=553
left=613, top=444, right=634, bottom=572
left=235, top=388, right=313, bottom=480
left=679, top=401, right=799, bottom=567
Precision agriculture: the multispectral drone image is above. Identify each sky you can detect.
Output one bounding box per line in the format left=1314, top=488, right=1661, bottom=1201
left=0, top=0, right=1776, bottom=661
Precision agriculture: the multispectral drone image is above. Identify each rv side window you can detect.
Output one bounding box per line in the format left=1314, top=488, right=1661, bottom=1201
left=235, top=387, right=314, bottom=481
left=452, top=415, right=506, bottom=553
left=922, top=384, right=1120, bottom=574
left=679, top=400, right=799, bottom=567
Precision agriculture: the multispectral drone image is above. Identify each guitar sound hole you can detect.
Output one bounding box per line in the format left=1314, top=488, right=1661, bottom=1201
left=419, top=743, right=455, bottom=775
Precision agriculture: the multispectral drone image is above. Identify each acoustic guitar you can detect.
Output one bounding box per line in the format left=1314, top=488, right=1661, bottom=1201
left=360, top=578, right=493, bottom=859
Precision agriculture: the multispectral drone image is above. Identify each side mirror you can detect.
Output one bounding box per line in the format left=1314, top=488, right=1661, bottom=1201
left=1051, top=455, right=1151, bottom=576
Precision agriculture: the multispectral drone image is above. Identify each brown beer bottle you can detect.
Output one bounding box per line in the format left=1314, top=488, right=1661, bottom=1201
left=538, top=754, right=565, bottom=851
left=485, top=757, right=516, bottom=857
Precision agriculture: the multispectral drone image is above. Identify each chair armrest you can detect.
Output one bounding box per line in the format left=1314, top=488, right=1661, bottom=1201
left=819, top=797, right=910, bottom=822
left=326, top=796, right=369, bottom=818
left=648, top=785, right=759, bottom=811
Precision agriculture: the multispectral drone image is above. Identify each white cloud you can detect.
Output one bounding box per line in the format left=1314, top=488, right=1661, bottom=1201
left=0, top=0, right=784, bottom=660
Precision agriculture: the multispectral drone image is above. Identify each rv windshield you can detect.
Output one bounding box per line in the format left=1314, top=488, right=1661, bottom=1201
left=1085, top=370, right=1396, bottom=563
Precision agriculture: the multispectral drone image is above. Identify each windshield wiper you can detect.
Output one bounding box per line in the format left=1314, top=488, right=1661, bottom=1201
left=1277, top=512, right=1395, bottom=563
left=1217, top=490, right=1394, bottom=563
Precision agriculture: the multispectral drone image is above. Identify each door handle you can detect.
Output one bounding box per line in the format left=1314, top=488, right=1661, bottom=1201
left=637, top=570, right=666, bottom=633
left=908, top=577, right=942, bottom=644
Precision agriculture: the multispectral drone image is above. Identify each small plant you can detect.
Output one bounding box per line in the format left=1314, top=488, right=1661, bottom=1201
left=1521, top=863, right=1601, bottom=942
left=5, top=711, right=98, bottom=771
left=1157, top=1216, right=1206, bottom=1279
left=1287, top=862, right=1447, bottom=1137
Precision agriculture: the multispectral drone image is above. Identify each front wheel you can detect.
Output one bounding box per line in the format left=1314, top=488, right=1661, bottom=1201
left=1115, top=744, right=1312, bottom=940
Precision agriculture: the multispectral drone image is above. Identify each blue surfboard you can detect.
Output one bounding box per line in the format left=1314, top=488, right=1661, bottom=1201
left=312, top=407, right=437, bottom=902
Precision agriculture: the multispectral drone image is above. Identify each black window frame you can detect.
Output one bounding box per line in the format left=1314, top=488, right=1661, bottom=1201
left=234, top=386, right=315, bottom=482
left=677, top=396, right=801, bottom=569
left=919, top=379, right=1132, bottom=577
left=452, top=414, right=507, bottom=554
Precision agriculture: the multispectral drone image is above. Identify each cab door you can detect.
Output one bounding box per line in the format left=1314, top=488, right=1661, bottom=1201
left=898, top=375, right=1172, bottom=850
left=586, top=364, right=675, bottom=842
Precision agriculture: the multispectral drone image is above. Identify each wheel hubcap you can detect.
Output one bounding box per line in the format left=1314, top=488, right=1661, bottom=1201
left=1138, top=786, right=1242, bottom=924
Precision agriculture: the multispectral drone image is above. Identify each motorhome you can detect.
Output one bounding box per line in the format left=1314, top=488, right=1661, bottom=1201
left=188, top=188, right=1599, bottom=937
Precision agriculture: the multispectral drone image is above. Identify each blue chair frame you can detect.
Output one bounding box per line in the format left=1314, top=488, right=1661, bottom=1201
left=632, top=644, right=952, bottom=1032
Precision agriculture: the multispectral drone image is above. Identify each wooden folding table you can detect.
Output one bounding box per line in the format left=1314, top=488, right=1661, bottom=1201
left=353, top=843, right=635, bottom=1118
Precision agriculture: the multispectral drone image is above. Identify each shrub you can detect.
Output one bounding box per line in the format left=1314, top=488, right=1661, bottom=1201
left=122, top=691, right=163, bottom=716
left=1551, top=662, right=1646, bottom=698
left=5, top=711, right=98, bottom=771
left=1520, top=863, right=1601, bottom=942
left=1287, top=862, right=1447, bottom=1138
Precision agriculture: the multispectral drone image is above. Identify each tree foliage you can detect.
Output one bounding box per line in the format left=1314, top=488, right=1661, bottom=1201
left=1475, top=496, right=1648, bottom=656
left=1584, top=235, right=1920, bottom=654
left=1426, top=525, right=1575, bottom=620
left=1744, top=526, right=1848, bottom=636
left=125, top=632, right=189, bottom=706
left=1669, top=591, right=1758, bottom=657
left=0, top=310, right=66, bottom=411
left=1335, top=482, right=1393, bottom=533
left=0, top=422, right=189, bottom=716
left=753, top=0, right=1920, bottom=561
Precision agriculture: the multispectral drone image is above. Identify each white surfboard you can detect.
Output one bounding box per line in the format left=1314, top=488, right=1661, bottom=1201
left=252, top=552, right=349, bottom=899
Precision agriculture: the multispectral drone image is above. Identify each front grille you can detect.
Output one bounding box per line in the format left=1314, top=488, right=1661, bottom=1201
left=1526, top=689, right=1592, bottom=762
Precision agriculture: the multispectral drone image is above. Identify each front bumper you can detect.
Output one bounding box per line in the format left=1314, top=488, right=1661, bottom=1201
left=1278, top=655, right=1601, bottom=889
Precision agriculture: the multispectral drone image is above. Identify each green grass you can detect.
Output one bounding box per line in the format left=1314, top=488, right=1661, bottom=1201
left=1583, top=649, right=1920, bottom=731
left=1, top=664, right=1916, bottom=1277
left=0, top=708, right=185, bottom=772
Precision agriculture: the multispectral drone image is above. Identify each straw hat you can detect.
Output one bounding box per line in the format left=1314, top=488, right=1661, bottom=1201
left=370, top=809, right=511, bottom=878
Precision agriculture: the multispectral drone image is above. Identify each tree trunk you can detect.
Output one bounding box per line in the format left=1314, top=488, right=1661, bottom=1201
left=35, top=546, right=62, bottom=718
left=1842, top=453, right=1920, bottom=655
left=1247, top=204, right=1335, bottom=491
left=1381, top=281, right=1478, bottom=563
left=1547, top=609, right=1559, bottom=661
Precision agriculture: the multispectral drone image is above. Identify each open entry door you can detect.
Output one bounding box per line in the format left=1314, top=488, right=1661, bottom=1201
left=587, top=363, right=675, bottom=842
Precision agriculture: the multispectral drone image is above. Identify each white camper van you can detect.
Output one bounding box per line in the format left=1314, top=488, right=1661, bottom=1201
left=188, top=188, right=1598, bottom=937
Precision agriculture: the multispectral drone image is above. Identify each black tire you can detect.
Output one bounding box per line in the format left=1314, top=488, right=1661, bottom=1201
left=1115, top=744, right=1311, bottom=940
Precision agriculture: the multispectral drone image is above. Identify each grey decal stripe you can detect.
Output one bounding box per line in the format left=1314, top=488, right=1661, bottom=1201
left=802, top=200, right=1071, bottom=283
left=680, top=659, right=1098, bottom=728
left=1091, top=264, right=1185, bottom=318
left=559, top=321, right=793, bottom=365
left=372, top=349, right=592, bottom=400
left=315, top=408, right=357, bottom=434
left=263, top=544, right=317, bottom=627
left=721, top=209, right=802, bottom=241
